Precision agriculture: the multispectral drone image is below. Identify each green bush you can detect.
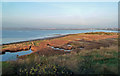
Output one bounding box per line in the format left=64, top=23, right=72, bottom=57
left=18, top=63, right=73, bottom=75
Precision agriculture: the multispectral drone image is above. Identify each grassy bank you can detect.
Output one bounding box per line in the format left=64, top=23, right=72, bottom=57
left=2, top=45, right=119, bottom=75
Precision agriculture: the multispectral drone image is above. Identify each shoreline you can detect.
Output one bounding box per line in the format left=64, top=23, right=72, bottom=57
left=2, top=31, right=118, bottom=45
left=2, top=30, right=118, bottom=45
left=2, top=34, right=69, bottom=45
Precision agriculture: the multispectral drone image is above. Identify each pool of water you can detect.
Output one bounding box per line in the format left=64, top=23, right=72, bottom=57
left=51, top=46, right=71, bottom=51
left=0, top=49, right=33, bottom=61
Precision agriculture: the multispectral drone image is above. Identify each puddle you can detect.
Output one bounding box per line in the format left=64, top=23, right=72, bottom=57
left=0, top=49, right=33, bottom=61
left=47, top=44, right=72, bottom=51
left=47, top=44, right=84, bottom=52
left=67, top=44, right=72, bottom=47
left=51, top=46, right=71, bottom=51
left=47, top=44, right=85, bottom=52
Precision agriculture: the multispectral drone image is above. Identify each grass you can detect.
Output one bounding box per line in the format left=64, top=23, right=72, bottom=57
left=84, top=32, right=118, bottom=35
left=2, top=45, right=118, bottom=75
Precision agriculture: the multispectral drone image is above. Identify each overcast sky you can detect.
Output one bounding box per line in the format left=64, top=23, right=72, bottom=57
left=2, top=2, right=118, bottom=29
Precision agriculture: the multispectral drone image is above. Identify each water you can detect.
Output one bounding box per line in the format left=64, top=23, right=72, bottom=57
left=1, top=29, right=118, bottom=61
left=2, top=30, right=117, bottom=44
left=50, top=46, right=71, bottom=51
left=0, top=49, right=33, bottom=61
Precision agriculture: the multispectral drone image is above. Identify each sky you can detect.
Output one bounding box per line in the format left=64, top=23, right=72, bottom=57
left=2, top=0, right=119, bottom=2
left=2, top=2, right=118, bottom=29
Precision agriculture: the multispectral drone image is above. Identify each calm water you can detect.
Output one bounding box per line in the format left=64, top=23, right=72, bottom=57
left=2, top=30, right=117, bottom=44
left=1, top=29, right=117, bottom=61
left=0, top=49, right=33, bottom=61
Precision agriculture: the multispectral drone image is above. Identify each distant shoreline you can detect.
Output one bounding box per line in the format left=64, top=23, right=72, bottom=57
left=3, top=28, right=119, bottom=31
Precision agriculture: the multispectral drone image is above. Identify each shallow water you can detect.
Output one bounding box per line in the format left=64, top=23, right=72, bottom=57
left=0, top=49, right=33, bottom=61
